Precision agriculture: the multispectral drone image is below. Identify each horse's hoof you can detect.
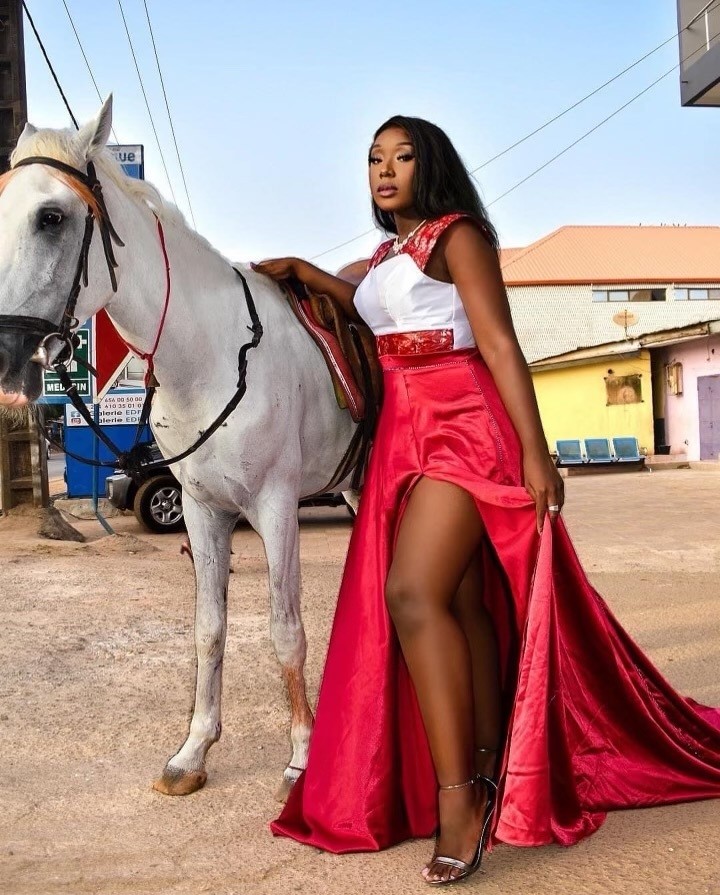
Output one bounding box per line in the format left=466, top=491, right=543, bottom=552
left=152, top=768, right=207, bottom=796
left=275, top=773, right=299, bottom=804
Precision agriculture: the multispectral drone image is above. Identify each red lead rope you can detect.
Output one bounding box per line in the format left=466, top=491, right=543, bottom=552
left=122, top=214, right=171, bottom=386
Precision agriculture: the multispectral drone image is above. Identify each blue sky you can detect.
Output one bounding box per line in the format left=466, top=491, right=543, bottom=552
left=22, top=1, right=717, bottom=269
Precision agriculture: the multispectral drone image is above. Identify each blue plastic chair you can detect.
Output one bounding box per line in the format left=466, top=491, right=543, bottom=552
left=584, top=438, right=615, bottom=463
left=555, top=439, right=585, bottom=465
left=612, top=436, right=642, bottom=462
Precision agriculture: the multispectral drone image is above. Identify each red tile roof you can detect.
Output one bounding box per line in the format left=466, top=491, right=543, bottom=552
left=500, top=226, right=720, bottom=286
left=499, top=247, right=523, bottom=267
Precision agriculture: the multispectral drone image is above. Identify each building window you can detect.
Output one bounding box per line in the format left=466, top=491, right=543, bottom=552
left=605, top=373, right=642, bottom=405
left=593, top=288, right=665, bottom=302
left=665, top=362, right=683, bottom=396
left=675, top=287, right=720, bottom=300
left=629, top=288, right=665, bottom=302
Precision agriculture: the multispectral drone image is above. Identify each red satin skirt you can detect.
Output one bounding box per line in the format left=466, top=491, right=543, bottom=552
left=271, top=348, right=720, bottom=853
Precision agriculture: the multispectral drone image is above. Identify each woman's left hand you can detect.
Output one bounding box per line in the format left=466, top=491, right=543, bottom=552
left=523, top=451, right=565, bottom=534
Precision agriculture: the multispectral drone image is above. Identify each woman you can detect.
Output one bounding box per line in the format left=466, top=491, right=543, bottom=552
left=253, top=116, right=720, bottom=886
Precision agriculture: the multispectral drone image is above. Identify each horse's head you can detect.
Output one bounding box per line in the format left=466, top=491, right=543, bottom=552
left=0, top=97, right=119, bottom=406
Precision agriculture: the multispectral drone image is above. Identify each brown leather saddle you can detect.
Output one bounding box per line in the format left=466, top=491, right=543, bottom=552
left=281, top=266, right=381, bottom=425
left=281, top=262, right=381, bottom=491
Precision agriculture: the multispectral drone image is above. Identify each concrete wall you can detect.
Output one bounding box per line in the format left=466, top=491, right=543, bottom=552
left=677, top=0, right=720, bottom=106
left=532, top=351, right=655, bottom=454
left=659, top=334, right=720, bottom=460
left=507, top=281, right=720, bottom=364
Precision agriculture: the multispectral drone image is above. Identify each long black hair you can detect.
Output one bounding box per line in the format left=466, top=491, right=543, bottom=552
left=370, top=115, right=499, bottom=253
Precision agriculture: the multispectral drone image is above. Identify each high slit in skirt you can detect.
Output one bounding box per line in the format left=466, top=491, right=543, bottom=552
left=271, top=348, right=720, bottom=853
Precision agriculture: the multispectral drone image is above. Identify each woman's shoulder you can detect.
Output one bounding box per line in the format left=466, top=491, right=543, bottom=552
left=413, top=214, right=493, bottom=272
left=420, top=213, right=492, bottom=247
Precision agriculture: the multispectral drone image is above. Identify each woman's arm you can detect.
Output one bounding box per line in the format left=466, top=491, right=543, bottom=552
left=251, top=257, right=363, bottom=322
left=443, top=221, right=564, bottom=531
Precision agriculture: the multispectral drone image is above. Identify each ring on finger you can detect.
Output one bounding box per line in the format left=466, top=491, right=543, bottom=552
left=548, top=504, right=561, bottom=513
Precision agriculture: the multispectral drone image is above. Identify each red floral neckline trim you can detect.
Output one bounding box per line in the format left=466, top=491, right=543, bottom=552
left=367, top=213, right=485, bottom=272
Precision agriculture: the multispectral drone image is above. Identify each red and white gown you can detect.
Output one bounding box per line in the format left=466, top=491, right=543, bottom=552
left=271, top=214, right=720, bottom=853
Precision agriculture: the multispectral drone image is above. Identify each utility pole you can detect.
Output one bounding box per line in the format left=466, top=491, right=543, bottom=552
left=0, top=0, right=49, bottom=512
left=0, top=0, right=25, bottom=171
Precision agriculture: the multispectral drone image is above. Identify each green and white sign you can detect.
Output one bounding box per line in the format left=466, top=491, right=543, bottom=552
left=42, top=326, right=92, bottom=401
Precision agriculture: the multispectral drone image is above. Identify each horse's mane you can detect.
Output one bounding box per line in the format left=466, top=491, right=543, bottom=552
left=9, top=127, right=221, bottom=257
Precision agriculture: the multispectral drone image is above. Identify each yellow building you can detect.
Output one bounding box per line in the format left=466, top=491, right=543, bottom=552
left=530, top=351, right=654, bottom=455
left=502, top=226, right=720, bottom=456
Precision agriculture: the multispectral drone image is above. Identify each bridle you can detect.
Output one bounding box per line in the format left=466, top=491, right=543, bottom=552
left=0, top=156, right=124, bottom=371
left=0, top=155, right=264, bottom=476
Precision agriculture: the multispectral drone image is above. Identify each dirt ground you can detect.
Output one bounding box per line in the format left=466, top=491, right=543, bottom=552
left=0, top=469, right=719, bottom=895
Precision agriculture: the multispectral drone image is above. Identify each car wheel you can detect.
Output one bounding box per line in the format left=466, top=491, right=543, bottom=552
left=133, top=475, right=185, bottom=533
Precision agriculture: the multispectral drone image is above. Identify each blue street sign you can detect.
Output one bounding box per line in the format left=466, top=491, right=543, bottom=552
left=63, top=389, right=150, bottom=499
left=109, top=144, right=144, bottom=179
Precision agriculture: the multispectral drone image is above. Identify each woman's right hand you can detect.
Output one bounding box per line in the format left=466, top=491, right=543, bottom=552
left=251, top=257, right=308, bottom=283
left=251, top=257, right=361, bottom=320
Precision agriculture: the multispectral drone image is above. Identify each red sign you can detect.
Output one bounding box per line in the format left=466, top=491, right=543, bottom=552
left=92, top=310, right=133, bottom=401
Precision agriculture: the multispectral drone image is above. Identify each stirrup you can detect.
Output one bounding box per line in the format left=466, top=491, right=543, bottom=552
left=426, top=776, right=498, bottom=887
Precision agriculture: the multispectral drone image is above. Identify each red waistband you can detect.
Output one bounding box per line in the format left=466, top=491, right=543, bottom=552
left=379, top=347, right=480, bottom=371
left=376, top=329, right=454, bottom=357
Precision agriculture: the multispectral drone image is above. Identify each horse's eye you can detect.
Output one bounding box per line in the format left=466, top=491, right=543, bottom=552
left=39, top=210, right=64, bottom=229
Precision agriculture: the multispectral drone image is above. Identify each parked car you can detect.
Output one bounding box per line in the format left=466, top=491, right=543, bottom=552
left=106, top=442, right=356, bottom=533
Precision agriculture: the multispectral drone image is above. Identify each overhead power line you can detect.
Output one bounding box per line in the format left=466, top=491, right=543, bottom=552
left=470, top=29, right=681, bottom=174
left=142, top=0, right=197, bottom=228
left=485, top=25, right=720, bottom=208
left=116, top=0, right=178, bottom=206
left=61, top=0, right=121, bottom=144
left=486, top=63, right=679, bottom=207
left=311, top=226, right=376, bottom=262
left=22, top=1, right=79, bottom=129
left=312, top=22, right=714, bottom=261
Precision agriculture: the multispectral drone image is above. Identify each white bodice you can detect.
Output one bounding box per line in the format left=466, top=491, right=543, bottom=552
left=353, top=253, right=476, bottom=349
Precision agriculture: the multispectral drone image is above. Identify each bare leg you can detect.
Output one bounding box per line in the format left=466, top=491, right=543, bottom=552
left=385, top=478, right=496, bottom=883
left=452, top=554, right=501, bottom=780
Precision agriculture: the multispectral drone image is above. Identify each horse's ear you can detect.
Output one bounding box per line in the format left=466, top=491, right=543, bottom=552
left=78, top=94, right=113, bottom=160
left=16, top=121, right=37, bottom=148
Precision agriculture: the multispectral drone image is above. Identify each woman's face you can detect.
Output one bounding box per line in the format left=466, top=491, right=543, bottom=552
left=368, top=126, right=417, bottom=216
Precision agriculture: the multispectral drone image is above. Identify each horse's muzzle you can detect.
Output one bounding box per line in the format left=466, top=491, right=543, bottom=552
left=0, top=326, right=48, bottom=403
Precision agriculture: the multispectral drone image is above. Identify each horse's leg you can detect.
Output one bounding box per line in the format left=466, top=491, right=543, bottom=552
left=153, top=494, right=236, bottom=796
left=255, top=497, right=314, bottom=802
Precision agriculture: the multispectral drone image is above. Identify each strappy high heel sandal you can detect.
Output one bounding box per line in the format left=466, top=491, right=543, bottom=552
left=425, top=773, right=498, bottom=887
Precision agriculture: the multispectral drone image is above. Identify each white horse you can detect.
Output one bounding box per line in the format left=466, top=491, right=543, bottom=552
left=0, top=98, right=358, bottom=798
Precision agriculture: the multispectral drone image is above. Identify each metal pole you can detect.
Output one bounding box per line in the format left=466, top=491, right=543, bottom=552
left=92, top=402, right=113, bottom=534
left=0, top=2, right=49, bottom=513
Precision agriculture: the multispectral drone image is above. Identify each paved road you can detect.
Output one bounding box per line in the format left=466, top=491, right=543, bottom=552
left=0, top=469, right=718, bottom=895
left=47, top=452, right=65, bottom=489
